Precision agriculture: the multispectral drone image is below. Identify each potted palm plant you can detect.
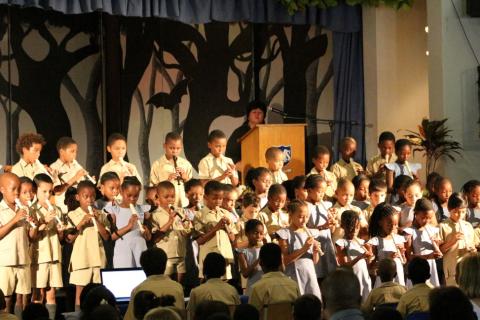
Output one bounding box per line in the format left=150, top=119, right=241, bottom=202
left=403, top=118, right=463, bottom=178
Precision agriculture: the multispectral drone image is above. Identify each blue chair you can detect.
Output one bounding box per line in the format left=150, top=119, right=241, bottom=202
left=406, top=312, right=430, bottom=320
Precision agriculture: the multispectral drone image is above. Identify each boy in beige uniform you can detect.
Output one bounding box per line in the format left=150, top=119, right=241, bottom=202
left=151, top=181, right=191, bottom=284
left=198, top=130, right=239, bottom=186
left=149, top=132, right=193, bottom=207
left=330, top=137, right=363, bottom=182
left=0, top=173, right=38, bottom=317
left=194, top=181, right=237, bottom=279
left=309, top=145, right=337, bottom=199
left=265, top=147, right=288, bottom=184
left=365, top=131, right=396, bottom=181
left=66, top=181, right=110, bottom=308
left=397, top=258, right=432, bottom=318
left=11, top=133, right=50, bottom=180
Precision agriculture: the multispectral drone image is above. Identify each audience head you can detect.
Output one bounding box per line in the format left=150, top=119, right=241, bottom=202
left=378, top=258, right=397, bottom=283
left=88, top=304, right=122, bottom=320
left=456, top=253, right=480, bottom=299
left=79, top=283, right=103, bottom=310
left=429, top=286, right=475, bottom=320
left=80, top=285, right=117, bottom=318
left=134, top=290, right=176, bottom=320
left=233, top=304, right=259, bottom=320
left=194, top=300, right=230, bottom=320
left=22, top=303, right=49, bottom=320
left=203, top=252, right=226, bottom=279
left=293, top=294, right=322, bottom=320
left=140, top=247, right=168, bottom=276
left=321, top=269, right=361, bottom=317
left=407, top=257, right=430, bottom=284
left=259, top=243, right=282, bottom=272
left=144, top=307, right=182, bottom=320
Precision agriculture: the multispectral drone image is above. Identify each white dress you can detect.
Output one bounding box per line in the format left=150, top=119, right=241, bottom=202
left=236, top=247, right=263, bottom=296
left=385, top=162, right=421, bottom=179
left=306, top=201, right=337, bottom=278
left=399, top=204, right=414, bottom=228
left=404, top=226, right=441, bottom=287
left=336, top=238, right=372, bottom=301
left=368, top=234, right=406, bottom=286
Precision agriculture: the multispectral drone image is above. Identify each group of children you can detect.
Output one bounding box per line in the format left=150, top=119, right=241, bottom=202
left=0, top=128, right=479, bottom=319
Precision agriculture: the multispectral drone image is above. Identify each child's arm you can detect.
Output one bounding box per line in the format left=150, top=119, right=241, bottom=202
left=440, top=231, right=462, bottom=253
left=196, top=219, right=227, bottom=245
left=111, top=214, right=135, bottom=241
left=65, top=215, right=92, bottom=243
left=93, top=210, right=110, bottom=241
left=53, top=169, right=88, bottom=195
left=386, top=169, right=394, bottom=192
left=238, top=251, right=259, bottom=278
left=0, top=208, right=29, bottom=240
left=336, top=243, right=371, bottom=267
left=278, top=237, right=313, bottom=265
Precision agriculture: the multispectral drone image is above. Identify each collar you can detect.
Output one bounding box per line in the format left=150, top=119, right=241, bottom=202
left=380, top=281, right=399, bottom=287
left=57, top=159, right=78, bottom=168
left=262, top=271, right=285, bottom=279
left=146, top=274, right=169, bottom=281
left=161, top=155, right=174, bottom=164
left=0, top=200, right=11, bottom=210
left=19, top=158, right=33, bottom=167
left=206, top=278, right=225, bottom=284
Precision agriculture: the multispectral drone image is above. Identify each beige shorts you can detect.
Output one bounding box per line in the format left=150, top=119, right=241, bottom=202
left=165, top=258, right=186, bottom=275
left=31, top=262, right=63, bottom=289
left=0, top=265, right=31, bottom=295
left=69, top=267, right=101, bottom=286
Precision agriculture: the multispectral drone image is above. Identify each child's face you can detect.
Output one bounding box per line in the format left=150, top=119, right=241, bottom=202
left=121, top=185, right=141, bottom=206
left=243, top=204, right=260, bottom=219
left=157, top=187, right=176, bottom=208
left=295, top=186, right=308, bottom=201
left=208, top=138, right=227, bottom=158
left=336, top=184, right=355, bottom=207
left=107, top=139, right=127, bottom=161
left=307, top=181, right=327, bottom=203
left=253, top=173, right=272, bottom=194
left=187, top=185, right=204, bottom=208
left=268, top=193, right=287, bottom=212
left=222, top=190, right=238, bottom=212
left=36, top=181, right=53, bottom=204
left=378, top=140, right=395, bottom=158
left=449, top=207, right=466, bottom=223
left=379, top=215, right=395, bottom=235
left=267, top=152, right=284, bottom=172
left=145, top=189, right=159, bottom=207
left=59, top=144, right=78, bottom=163
left=0, top=176, right=19, bottom=204
left=369, top=190, right=387, bottom=207
left=312, top=154, right=330, bottom=172
left=164, top=139, right=182, bottom=159
left=437, top=181, right=453, bottom=203
left=467, top=186, right=480, bottom=207
left=415, top=210, right=433, bottom=228
left=290, top=205, right=309, bottom=229
left=76, top=187, right=96, bottom=209
left=100, top=179, right=120, bottom=201
left=396, top=145, right=411, bottom=163
left=405, top=184, right=422, bottom=207
left=204, top=190, right=223, bottom=209
left=19, top=182, right=34, bottom=204
left=341, top=141, right=356, bottom=160
left=22, top=143, right=42, bottom=163
left=355, top=180, right=370, bottom=201
left=247, top=224, right=265, bottom=245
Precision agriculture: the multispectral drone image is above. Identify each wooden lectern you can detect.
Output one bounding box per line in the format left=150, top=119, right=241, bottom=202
left=239, top=124, right=307, bottom=182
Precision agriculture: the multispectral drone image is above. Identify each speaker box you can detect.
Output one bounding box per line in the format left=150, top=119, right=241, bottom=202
left=467, top=0, right=480, bottom=17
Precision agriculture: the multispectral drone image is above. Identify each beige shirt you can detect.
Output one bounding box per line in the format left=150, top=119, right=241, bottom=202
left=261, top=206, right=289, bottom=236
left=366, top=154, right=396, bottom=180
left=187, top=278, right=240, bottom=313
left=198, top=153, right=238, bottom=184
left=50, top=159, right=87, bottom=213
left=308, top=168, right=337, bottom=198
left=151, top=207, right=190, bottom=259
left=67, top=207, right=108, bottom=271
left=396, top=283, right=431, bottom=317
left=249, top=271, right=300, bottom=310
left=362, top=281, right=407, bottom=313
left=11, top=159, right=50, bottom=180
left=0, top=200, right=31, bottom=266
left=149, top=155, right=193, bottom=207
left=330, top=158, right=363, bottom=182
left=98, top=159, right=142, bottom=184
left=124, top=274, right=185, bottom=320
left=272, top=170, right=288, bottom=184
left=31, top=204, right=62, bottom=264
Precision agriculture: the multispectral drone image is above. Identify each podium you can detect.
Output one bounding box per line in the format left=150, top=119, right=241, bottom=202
left=239, top=124, right=307, bottom=182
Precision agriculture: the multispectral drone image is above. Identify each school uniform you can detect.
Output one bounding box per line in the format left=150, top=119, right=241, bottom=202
left=385, top=161, right=421, bottom=180
left=366, top=154, right=396, bottom=180
left=149, top=155, right=193, bottom=207
left=236, top=247, right=262, bottom=296
left=98, top=159, right=142, bottom=184
left=187, top=278, right=240, bottom=314
left=50, top=159, right=87, bottom=213
left=399, top=203, right=414, bottom=229
left=124, top=274, right=184, bottom=320
left=271, top=170, right=288, bottom=184
left=361, top=281, right=407, bottom=314
left=11, top=158, right=50, bottom=180
left=249, top=271, right=300, bottom=311
left=198, top=153, right=238, bottom=185
left=363, top=205, right=375, bottom=224
left=68, top=207, right=109, bottom=286
left=0, top=200, right=31, bottom=295
left=151, top=206, right=190, bottom=275
left=467, top=207, right=480, bottom=228
left=261, top=206, right=289, bottom=236
left=368, top=235, right=406, bottom=286
left=308, top=168, right=337, bottom=198
left=330, top=158, right=363, bottom=182
left=331, top=203, right=366, bottom=242
left=396, top=283, right=432, bottom=318
left=236, top=212, right=271, bottom=245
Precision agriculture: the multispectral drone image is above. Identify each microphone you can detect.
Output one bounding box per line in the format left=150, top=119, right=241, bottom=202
left=267, top=105, right=288, bottom=117
left=172, top=156, right=182, bottom=185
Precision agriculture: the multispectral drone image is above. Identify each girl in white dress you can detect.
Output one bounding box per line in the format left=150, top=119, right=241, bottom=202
left=399, top=181, right=423, bottom=232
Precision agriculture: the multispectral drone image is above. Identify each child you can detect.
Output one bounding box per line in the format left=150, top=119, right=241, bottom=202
left=11, top=133, right=50, bottom=180
left=194, top=181, right=237, bottom=279
left=330, top=137, right=363, bottom=182
left=222, top=184, right=241, bottom=230
left=366, top=131, right=396, bottom=181
left=388, top=175, right=413, bottom=206
left=18, top=177, right=35, bottom=208
left=30, top=174, right=64, bottom=319
left=245, top=167, right=272, bottom=209
left=432, top=177, right=453, bottom=223
left=404, top=198, right=442, bottom=287
left=439, top=193, right=478, bottom=286
left=336, top=210, right=373, bottom=301
left=309, top=145, right=336, bottom=198
left=385, top=139, right=421, bottom=191
left=151, top=181, right=191, bottom=283
left=261, top=184, right=289, bottom=238
left=144, top=186, right=158, bottom=211
left=98, top=133, right=142, bottom=184
left=368, top=203, right=406, bottom=286
left=462, top=180, right=480, bottom=227
left=237, top=219, right=265, bottom=296
left=352, top=174, right=370, bottom=210
left=276, top=200, right=322, bottom=299
left=363, top=179, right=387, bottom=223
left=149, top=132, right=193, bottom=207
left=236, top=193, right=269, bottom=248
left=66, top=181, right=110, bottom=307
left=291, top=175, right=307, bottom=201
left=184, top=179, right=204, bottom=222
left=399, top=180, right=424, bottom=231
left=198, top=130, right=239, bottom=186
left=0, top=173, right=37, bottom=317
left=265, top=147, right=288, bottom=184
left=425, top=172, right=443, bottom=199
left=95, top=172, right=121, bottom=210
left=106, top=177, right=150, bottom=268
left=305, top=175, right=337, bottom=280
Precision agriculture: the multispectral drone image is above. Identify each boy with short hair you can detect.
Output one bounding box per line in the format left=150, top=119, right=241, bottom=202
left=11, top=133, right=50, bottom=180
left=149, top=132, right=193, bottom=207
left=363, top=179, right=388, bottom=223
left=198, top=130, right=239, bottom=186
left=184, top=179, right=204, bottom=221
left=221, top=184, right=241, bottom=230
left=309, top=145, right=336, bottom=198
left=330, top=137, right=363, bottom=182
left=366, top=131, right=396, bottom=181
left=265, top=147, right=288, bottom=184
